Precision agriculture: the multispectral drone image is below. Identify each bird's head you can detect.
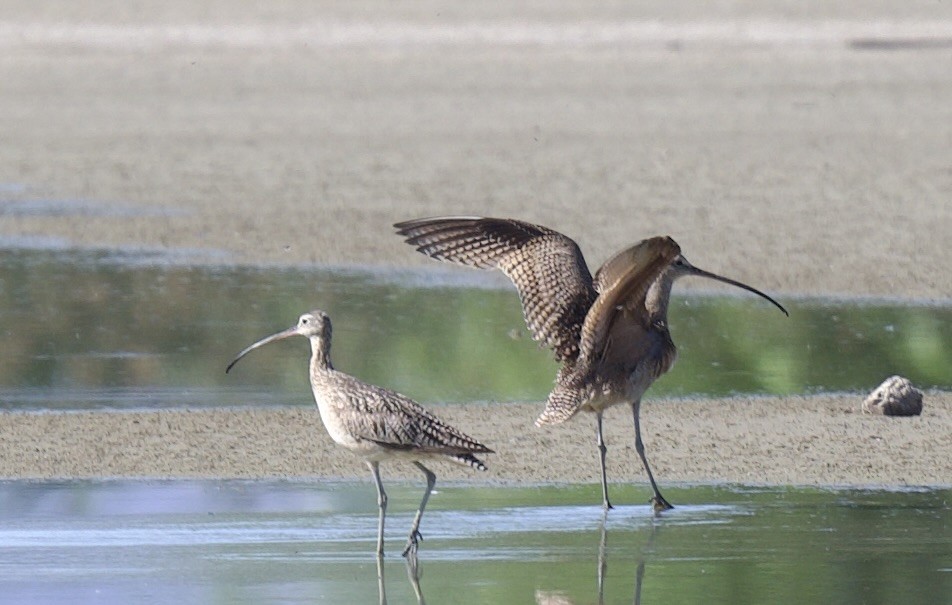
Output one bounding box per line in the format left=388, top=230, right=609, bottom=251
left=225, top=310, right=332, bottom=373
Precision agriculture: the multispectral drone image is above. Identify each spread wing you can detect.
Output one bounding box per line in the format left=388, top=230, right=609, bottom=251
left=578, top=236, right=681, bottom=364
left=395, top=216, right=597, bottom=363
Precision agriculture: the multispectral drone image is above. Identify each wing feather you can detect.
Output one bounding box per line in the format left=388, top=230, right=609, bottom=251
left=395, top=216, right=597, bottom=362
left=578, top=236, right=680, bottom=363
left=336, top=376, right=493, bottom=456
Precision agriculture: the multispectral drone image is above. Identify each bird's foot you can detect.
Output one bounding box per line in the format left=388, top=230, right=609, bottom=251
left=402, top=530, right=423, bottom=557
left=651, top=494, right=674, bottom=513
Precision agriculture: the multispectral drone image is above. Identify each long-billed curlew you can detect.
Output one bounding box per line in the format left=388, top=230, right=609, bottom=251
left=226, top=309, right=493, bottom=556
left=394, top=217, right=788, bottom=512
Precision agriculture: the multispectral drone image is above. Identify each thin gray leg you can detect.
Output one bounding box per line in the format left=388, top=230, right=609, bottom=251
left=368, top=461, right=389, bottom=555
left=631, top=399, right=673, bottom=512
left=403, top=461, right=436, bottom=557
left=596, top=411, right=613, bottom=510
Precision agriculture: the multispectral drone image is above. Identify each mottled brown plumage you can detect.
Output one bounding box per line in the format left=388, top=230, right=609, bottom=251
left=395, top=216, right=787, bottom=512
left=393, top=217, right=596, bottom=362
left=226, top=309, right=492, bottom=556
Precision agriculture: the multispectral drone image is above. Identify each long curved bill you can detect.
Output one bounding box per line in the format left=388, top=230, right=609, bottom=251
left=688, top=264, right=789, bottom=316
left=225, top=325, right=300, bottom=374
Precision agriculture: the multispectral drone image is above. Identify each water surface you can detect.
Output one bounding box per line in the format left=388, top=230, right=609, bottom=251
left=0, top=248, right=948, bottom=411
left=0, top=480, right=948, bottom=604
left=0, top=250, right=952, bottom=409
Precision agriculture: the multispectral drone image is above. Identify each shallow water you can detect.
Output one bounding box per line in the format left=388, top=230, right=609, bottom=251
left=0, top=480, right=948, bottom=604
left=0, top=248, right=949, bottom=411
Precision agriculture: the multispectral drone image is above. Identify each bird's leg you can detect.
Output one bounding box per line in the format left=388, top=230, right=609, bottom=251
left=368, top=461, right=388, bottom=556
left=596, top=411, right=613, bottom=510
left=631, top=399, right=673, bottom=512
left=403, top=461, right=436, bottom=557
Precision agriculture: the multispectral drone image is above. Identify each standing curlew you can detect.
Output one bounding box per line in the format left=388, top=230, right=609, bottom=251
left=394, top=217, right=788, bottom=512
left=226, top=309, right=493, bottom=556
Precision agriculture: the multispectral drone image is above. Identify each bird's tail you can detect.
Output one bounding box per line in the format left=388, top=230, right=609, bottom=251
left=451, top=453, right=489, bottom=471
left=535, top=387, right=584, bottom=426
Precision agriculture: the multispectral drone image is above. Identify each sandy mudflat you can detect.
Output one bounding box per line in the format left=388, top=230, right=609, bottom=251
left=2, top=1, right=951, bottom=301
left=0, top=1, right=950, bottom=487
left=2, top=393, right=950, bottom=488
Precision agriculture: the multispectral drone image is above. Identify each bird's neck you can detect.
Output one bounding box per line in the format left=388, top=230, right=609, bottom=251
left=309, top=336, right=333, bottom=372
left=645, top=270, right=675, bottom=327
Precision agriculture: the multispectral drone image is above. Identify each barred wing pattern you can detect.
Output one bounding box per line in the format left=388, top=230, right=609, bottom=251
left=329, top=372, right=493, bottom=470
left=395, top=217, right=597, bottom=363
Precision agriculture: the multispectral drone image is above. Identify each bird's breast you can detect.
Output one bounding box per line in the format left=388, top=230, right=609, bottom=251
left=311, top=390, right=360, bottom=447
left=307, top=370, right=370, bottom=450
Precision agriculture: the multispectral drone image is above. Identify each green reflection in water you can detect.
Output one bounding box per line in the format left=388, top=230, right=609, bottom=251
left=0, top=480, right=948, bottom=604
left=0, top=248, right=949, bottom=410
left=467, top=485, right=952, bottom=605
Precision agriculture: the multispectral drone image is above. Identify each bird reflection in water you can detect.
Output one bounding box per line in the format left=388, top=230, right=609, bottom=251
left=377, top=552, right=426, bottom=605
left=536, top=513, right=659, bottom=605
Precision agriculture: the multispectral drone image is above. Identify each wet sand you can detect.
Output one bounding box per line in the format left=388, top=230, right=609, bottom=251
left=0, top=1, right=950, bottom=487
left=2, top=394, right=950, bottom=488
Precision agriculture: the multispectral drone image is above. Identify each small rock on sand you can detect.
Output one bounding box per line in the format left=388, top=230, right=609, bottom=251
left=863, top=376, right=924, bottom=416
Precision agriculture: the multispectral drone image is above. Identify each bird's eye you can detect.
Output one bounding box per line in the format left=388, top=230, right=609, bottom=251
left=301, top=318, right=309, bottom=325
